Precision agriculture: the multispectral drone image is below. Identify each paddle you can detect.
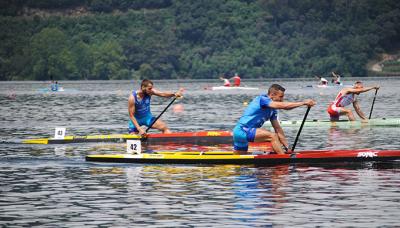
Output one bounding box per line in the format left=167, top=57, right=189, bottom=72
left=145, top=97, right=177, bottom=133
left=291, top=106, right=311, bottom=154
left=368, top=88, right=378, bottom=119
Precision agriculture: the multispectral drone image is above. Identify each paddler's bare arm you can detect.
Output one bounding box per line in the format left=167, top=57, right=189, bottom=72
left=269, top=99, right=316, bottom=110
left=270, top=119, right=289, bottom=149
left=353, top=100, right=367, bottom=120
left=128, top=94, right=146, bottom=135
left=151, top=88, right=184, bottom=98
left=345, top=86, right=379, bottom=94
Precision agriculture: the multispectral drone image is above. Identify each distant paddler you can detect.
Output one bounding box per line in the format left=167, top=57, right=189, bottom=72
left=233, top=84, right=316, bottom=155
left=316, top=75, right=328, bottom=86
left=331, top=71, right=342, bottom=85
left=219, top=76, right=231, bottom=87
left=50, top=80, right=59, bottom=91
left=230, top=73, right=241, bottom=87
left=327, top=81, right=379, bottom=122
left=128, top=79, right=184, bottom=136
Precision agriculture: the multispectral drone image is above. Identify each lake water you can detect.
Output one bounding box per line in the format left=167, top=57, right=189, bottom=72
left=1, top=78, right=399, bottom=227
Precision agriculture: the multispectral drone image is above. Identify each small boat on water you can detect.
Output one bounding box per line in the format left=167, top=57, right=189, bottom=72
left=22, top=130, right=267, bottom=146
left=85, top=149, right=400, bottom=165
left=38, top=87, right=65, bottom=92
left=210, top=86, right=259, bottom=91
left=264, top=118, right=400, bottom=128
left=37, top=87, right=79, bottom=93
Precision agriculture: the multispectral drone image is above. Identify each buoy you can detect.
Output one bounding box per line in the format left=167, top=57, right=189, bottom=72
left=173, top=104, right=184, bottom=113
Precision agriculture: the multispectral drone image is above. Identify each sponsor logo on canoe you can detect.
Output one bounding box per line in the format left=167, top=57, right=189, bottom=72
left=357, top=151, right=378, bottom=158
left=146, top=154, right=164, bottom=158
left=74, top=136, right=87, bottom=139
left=207, top=131, right=222, bottom=136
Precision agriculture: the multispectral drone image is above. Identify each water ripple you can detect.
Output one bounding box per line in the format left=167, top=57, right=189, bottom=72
left=0, top=78, right=399, bottom=227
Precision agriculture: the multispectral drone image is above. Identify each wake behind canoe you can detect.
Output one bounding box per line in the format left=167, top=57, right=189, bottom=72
left=85, top=149, right=400, bottom=165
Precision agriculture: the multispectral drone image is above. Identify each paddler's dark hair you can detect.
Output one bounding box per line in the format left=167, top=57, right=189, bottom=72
left=268, top=84, right=285, bottom=94
left=141, top=79, right=153, bottom=88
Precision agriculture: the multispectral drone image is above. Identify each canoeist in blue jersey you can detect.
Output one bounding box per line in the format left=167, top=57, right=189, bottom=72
left=128, top=79, right=184, bottom=136
left=233, top=84, right=316, bottom=155
left=50, top=81, right=59, bottom=91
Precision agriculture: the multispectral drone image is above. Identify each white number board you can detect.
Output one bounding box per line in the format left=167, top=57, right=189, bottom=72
left=127, top=140, right=141, bottom=154
left=54, top=127, right=66, bottom=139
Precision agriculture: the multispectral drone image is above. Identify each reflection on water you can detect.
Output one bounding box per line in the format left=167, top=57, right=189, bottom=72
left=325, top=128, right=365, bottom=149
left=0, top=78, right=400, bottom=226
left=3, top=164, right=396, bottom=227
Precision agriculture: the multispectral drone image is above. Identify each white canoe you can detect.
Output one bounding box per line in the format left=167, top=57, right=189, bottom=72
left=264, top=118, right=400, bottom=128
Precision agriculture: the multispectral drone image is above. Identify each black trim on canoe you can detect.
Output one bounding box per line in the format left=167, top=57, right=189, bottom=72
left=85, top=156, right=400, bottom=165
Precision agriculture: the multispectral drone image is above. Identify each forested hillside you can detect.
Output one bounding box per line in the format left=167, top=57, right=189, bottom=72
left=1, top=0, right=399, bottom=80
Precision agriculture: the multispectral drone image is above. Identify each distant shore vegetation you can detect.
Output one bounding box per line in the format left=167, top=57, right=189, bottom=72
left=1, top=0, right=400, bottom=80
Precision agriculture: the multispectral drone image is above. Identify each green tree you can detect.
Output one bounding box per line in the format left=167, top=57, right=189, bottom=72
left=29, top=27, right=70, bottom=80
left=90, top=41, right=127, bottom=80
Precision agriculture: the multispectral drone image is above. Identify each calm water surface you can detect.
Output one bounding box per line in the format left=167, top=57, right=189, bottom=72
left=0, top=78, right=399, bottom=227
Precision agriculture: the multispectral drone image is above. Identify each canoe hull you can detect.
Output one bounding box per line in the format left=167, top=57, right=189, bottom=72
left=86, top=149, right=400, bottom=165
left=23, top=130, right=259, bottom=146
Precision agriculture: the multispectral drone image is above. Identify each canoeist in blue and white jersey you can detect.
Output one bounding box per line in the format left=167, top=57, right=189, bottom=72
left=128, top=79, right=184, bottom=136
left=233, top=84, right=316, bottom=155
left=327, top=81, right=379, bottom=121
left=50, top=81, right=59, bottom=91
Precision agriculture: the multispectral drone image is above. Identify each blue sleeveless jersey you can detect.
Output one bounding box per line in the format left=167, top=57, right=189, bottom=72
left=133, top=91, right=151, bottom=117
left=237, top=94, right=278, bottom=128
left=128, top=91, right=153, bottom=132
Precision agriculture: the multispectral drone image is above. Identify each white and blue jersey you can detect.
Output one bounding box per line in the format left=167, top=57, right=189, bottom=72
left=128, top=91, right=155, bottom=133
left=233, top=95, right=278, bottom=151
left=51, top=83, right=58, bottom=91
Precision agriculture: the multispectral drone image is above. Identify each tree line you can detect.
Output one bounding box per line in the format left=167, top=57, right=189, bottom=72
left=1, top=0, right=400, bottom=80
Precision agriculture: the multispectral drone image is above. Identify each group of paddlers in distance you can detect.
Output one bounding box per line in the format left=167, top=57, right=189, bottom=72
left=316, top=71, right=342, bottom=86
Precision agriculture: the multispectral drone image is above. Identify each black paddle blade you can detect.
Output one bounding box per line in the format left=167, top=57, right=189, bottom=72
left=368, top=89, right=378, bottom=119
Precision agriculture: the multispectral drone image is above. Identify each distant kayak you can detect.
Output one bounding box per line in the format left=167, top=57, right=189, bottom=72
left=38, top=87, right=78, bottom=93
left=38, top=87, right=64, bottom=92
left=210, top=86, right=259, bottom=90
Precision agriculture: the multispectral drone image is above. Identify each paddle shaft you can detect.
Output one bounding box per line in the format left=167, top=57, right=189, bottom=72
left=291, top=106, right=311, bottom=152
left=146, top=97, right=177, bottom=133
left=368, top=89, right=378, bottom=119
